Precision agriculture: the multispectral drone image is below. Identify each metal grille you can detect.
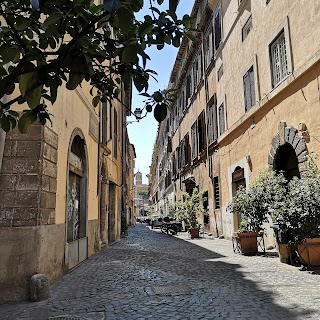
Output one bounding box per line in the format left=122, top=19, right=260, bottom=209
left=152, top=284, right=191, bottom=295
left=270, top=31, right=288, bottom=87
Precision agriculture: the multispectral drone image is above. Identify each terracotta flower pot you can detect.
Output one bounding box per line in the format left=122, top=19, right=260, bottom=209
left=234, top=232, right=258, bottom=254
left=189, top=228, right=200, bottom=239
left=277, top=243, right=296, bottom=264
left=297, top=238, right=320, bottom=266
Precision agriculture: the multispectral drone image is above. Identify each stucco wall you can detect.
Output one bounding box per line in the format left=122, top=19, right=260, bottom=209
left=0, top=224, right=65, bottom=303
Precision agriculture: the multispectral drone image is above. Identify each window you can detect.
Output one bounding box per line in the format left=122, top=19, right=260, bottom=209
left=270, top=30, right=288, bottom=88
left=113, top=109, right=118, bottom=158
left=184, top=133, right=191, bottom=167
left=207, top=97, right=218, bottom=145
left=191, top=122, right=198, bottom=160
left=213, top=176, right=220, bottom=209
left=109, top=103, right=113, bottom=139
left=214, top=6, right=222, bottom=49
left=242, top=16, right=252, bottom=41
left=197, top=111, right=207, bottom=153
left=217, top=64, right=223, bottom=81
left=204, top=18, right=214, bottom=69
left=218, top=103, right=225, bottom=135
left=101, top=102, right=107, bottom=145
left=192, top=49, right=203, bottom=89
left=243, top=66, right=256, bottom=111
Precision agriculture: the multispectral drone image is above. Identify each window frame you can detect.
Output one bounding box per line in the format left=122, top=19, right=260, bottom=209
left=267, top=17, right=292, bottom=90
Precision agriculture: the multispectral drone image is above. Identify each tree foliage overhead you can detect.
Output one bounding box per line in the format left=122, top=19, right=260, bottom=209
left=0, top=0, right=194, bottom=132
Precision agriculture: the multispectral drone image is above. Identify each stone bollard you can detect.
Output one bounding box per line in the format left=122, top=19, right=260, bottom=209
left=30, top=274, right=50, bottom=302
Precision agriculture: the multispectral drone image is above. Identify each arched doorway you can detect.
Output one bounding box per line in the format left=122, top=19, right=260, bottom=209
left=232, top=166, right=246, bottom=231
left=274, top=143, right=300, bottom=181
left=67, top=132, right=88, bottom=269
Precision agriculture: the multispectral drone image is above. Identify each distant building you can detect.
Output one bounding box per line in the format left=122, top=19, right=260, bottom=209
left=134, top=171, right=149, bottom=217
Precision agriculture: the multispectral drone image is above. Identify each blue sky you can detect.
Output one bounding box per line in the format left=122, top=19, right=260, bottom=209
left=127, top=1, right=194, bottom=184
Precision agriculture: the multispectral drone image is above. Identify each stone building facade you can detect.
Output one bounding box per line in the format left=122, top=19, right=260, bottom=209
left=149, top=0, right=320, bottom=246
left=0, top=83, right=134, bottom=302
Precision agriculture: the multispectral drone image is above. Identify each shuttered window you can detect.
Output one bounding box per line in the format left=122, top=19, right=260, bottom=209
left=113, top=109, right=118, bottom=158
left=243, top=66, right=256, bottom=112
left=242, top=16, right=252, bottom=41
left=218, top=103, right=225, bottom=136
left=207, top=97, right=218, bottom=145
left=101, top=102, right=107, bottom=145
left=214, top=7, right=222, bottom=49
left=198, top=111, right=207, bottom=153
left=270, top=30, right=288, bottom=88
left=204, top=17, right=214, bottom=69
left=191, top=122, right=198, bottom=159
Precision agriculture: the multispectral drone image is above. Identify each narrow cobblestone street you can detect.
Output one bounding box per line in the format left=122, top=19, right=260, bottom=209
left=1, top=224, right=320, bottom=320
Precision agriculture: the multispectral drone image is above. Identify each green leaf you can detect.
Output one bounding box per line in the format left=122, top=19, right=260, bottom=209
left=15, top=17, right=32, bottom=31
left=0, top=116, right=11, bottom=132
left=185, top=32, right=196, bottom=42
left=157, top=0, right=164, bottom=4
left=146, top=104, right=152, bottom=112
left=169, top=0, right=179, bottom=13
left=25, top=85, right=43, bottom=109
left=104, top=0, right=121, bottom=13
left=154, top=103, right=167, bottom=123
left=18, top=112, right=37, bottom=134
left=172, top=35, right=180, bottom=48
left=19, top=71, right=38, bottom=97
left=92, top=96, right=100, bottom=107
left=66, top=73, right=83, bottom=90
left=122, top=44, right=137, bottom=63
left=43, top=13, right=63, bottom=28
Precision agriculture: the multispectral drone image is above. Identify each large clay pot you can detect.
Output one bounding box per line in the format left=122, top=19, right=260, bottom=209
left=235, top=232, right=258, bottom=254
left=277, top=243, right=296, bottom=264
left=189, top=228, right=200, bottom=239
left=297, top=238, right=320, bottom=266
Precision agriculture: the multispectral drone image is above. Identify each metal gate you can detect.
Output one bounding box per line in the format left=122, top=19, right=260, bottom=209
left=67, top=150, right=88, bottom=270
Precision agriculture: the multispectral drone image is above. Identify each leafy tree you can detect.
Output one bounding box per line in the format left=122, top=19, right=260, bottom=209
left=0, top=0, right=194, bottom=132
left=138, top=189, right=148, bottom=199
left=177, top=188, right=207, bottom=228
left=228, top=169, right=288, bottom=233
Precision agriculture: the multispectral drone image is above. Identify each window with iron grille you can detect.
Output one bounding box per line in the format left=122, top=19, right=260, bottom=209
left=191, top=122, right=198, bottom=159
left=218, top=103, right=225, bottom=136
left=242, top=15, right=252, bottom=41
left=243, top=66, right=256, bottom=112
left=270, top=30, right=288, bottom=88
left=198, top=111, right=207, bottom=153
left=207, top=96, right=218, bottom=145
left=213, top=176, right=220, bottom=209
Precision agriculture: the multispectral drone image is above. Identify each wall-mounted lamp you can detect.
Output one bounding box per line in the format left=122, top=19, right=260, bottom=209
left=126, top=108, right=145, bottom=126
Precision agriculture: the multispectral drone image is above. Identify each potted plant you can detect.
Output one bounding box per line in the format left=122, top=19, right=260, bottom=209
left=178, top=188, right=207, bottom=239
left=228, top=169, right=287, bottom=254
left=277, top=164, right=320, bottom=266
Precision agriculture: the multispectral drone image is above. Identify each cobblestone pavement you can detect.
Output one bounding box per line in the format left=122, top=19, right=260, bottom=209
left=1, top=224, right=320, bottom=320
